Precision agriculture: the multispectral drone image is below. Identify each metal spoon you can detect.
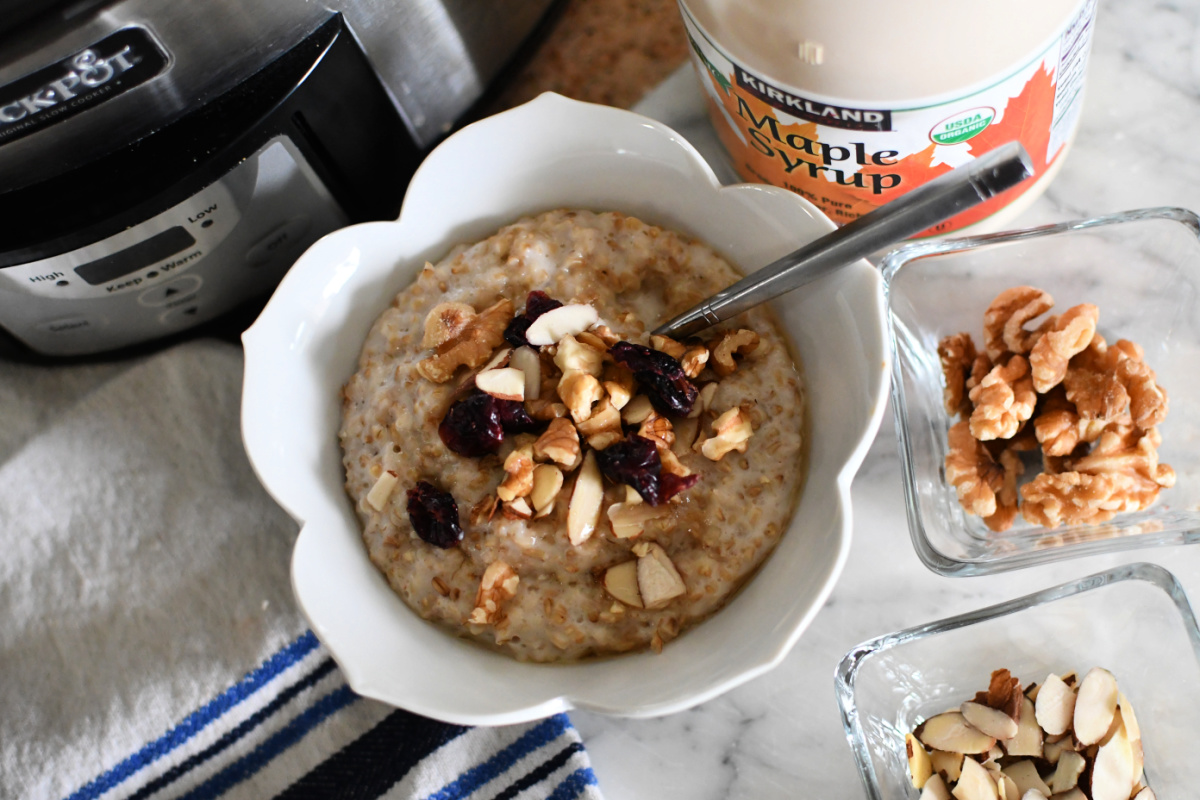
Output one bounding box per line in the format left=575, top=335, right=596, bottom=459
left=653, top=141, right=1034, bottom=339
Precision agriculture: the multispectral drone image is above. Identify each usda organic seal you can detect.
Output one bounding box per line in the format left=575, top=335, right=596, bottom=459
left=930, top=107, right=996, bottom=145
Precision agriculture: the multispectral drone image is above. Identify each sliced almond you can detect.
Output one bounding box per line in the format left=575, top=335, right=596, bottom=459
left=607, top=501, right=670, bottom=539
left=907, top=733, right=934, bottom=789
left=1043, top=735, right=1076, bottom=765
left=566, top=450, right=602, bottom=545
left=962, top=701, right=1019, bottom=740
left=1034, top=674, right=1076, bottom=736
left=952, top=756, right=999, bottom=800
left=502, top=496, right=533, bottom=519
left=622, top=394, right=654, bottom=425
left=603, top=560, right=642, bottom=607
left=1073, top=667, right=1119, bottom=746
left=918, top=712, right=997, bottom=755
left=920, top=773, right=952, bottom=800
left=1132, top=789, right=1156, bottom=800
left=1050, top=790, right=1085, bottom=800
left=1049, top=750, right=1085, bottom=793
left=1002, top=761, right=1051, bottom=798
left=511, top=346, right=541, bottom=400
left=476, top=367, right=525, bottom=401
left=1118, top=692, right=1142, bottom=784
left=996, top=773, right=1020, bottom=800
left=529, top=464, right=563, bottom=517
left=930, top=749, right=963, bottom=782
left=1090, top=709, right=1135, bottom=800
left=635, top=542, right=686, bottom=609
left=366, top=470, right=399, bottom=511
left=526, top=303, right=599, bottom=346
left=1019, top=792, right=1048, bottom=800
left=1002, top=697, right=1043, bottom=758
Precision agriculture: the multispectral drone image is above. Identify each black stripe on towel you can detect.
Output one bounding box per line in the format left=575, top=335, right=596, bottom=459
left=492, top=742, right=586, bottom=800
left=273, top=709, right=470, bottom=800
left=127, top=658, right=339, bottom=800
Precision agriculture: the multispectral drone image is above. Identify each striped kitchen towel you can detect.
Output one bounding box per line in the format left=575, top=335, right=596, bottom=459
left=63, top=631, right=601, bottom=800
left=0, top=342, right=602, bottom=800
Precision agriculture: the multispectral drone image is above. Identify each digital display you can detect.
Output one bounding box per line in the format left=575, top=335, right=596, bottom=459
left=74, top=227, right=197, bottom=286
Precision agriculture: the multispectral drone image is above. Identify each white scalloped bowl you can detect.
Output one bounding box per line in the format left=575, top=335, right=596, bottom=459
left=241, top=93, right=888, bottom=725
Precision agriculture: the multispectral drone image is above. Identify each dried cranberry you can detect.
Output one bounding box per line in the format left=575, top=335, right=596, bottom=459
left=659, top=472, right=700, bottom=503
left=495, top=398, right=541, bottom=434
left=524, top=290, right=562, bottom=319
left=609, top=341, right=699, bottom=416
left=503, top=290, right=563, bottom=347
left=406, top=481, right=464, bottom=548
left=595, top=434, right=664, bottom=505
left=438, top=391, right=504, bottom=456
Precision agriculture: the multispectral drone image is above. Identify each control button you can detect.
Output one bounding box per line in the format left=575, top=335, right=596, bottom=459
left=246, top=216, right=312, bottom=266
left=138, top=275, right=203, bottom=307
left=159, top=304, right=204, bottom=326
left=36, top=316, right=100, bottom=334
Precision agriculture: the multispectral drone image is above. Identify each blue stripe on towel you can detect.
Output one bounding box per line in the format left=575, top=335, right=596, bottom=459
left=545, top=768, right=600, bottom=800
left=126, top=658, right=339, bottom=800
left=63, top=631, right=320, bottom=800
left=178, top=685, right=359, bottom=800
left=423, top=714, right=571, bottom=800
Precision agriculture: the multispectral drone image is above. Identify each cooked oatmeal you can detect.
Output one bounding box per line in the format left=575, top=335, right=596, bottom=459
left=340, top=209, right=806, bottom=662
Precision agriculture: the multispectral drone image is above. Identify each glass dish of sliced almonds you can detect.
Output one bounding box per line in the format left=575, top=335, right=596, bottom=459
left=836, top=563, right=1200, bottom=800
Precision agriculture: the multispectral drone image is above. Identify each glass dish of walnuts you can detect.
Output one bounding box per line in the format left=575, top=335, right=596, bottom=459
left=882, top=208, right=1200, bottom=576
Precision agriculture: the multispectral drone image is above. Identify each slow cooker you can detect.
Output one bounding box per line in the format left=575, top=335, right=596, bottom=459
left=0, top=0, right=554, bottom=357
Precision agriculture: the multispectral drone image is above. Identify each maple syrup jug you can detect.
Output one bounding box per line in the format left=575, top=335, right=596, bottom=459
left=678, top=0, right=1097, bottom=235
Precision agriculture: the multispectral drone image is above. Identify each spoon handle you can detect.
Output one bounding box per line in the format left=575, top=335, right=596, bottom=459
left=653, top=141, right=1034, bottom=339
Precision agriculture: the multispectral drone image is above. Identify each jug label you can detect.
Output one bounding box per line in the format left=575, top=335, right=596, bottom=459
left=681, top=0, right=1096, bottom=235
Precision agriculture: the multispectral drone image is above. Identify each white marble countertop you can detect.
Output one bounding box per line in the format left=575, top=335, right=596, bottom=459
left=575, top=2, right=1200, bottom=797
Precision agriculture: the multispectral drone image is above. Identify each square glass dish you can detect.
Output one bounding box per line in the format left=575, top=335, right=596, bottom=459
left=882, top=207, right=1200, bottom=576
left=835, top=562, right=1200, bottom=799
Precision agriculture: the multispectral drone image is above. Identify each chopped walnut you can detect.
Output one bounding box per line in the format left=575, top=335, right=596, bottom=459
left=968, top=355, right=1037, bottom=441
left=680, top=344, right=710, bottom=379
left=710, top=329, right=760, bottom=377
left=1063, top=361, right=1129, bottom=423
left=576, top=398, right=622, bottom=450
left=1070, top=428, right=1175, bottom=489
left=600, top=363, right=635, bottom=410
left=525, top=398, right=568, bottom=421
left=984, top=448, right=1023, bottom=532
left=421, top=301, right=477, bottom=349
left=468, top=562, right=519, bottom=625
left=417, top=298, right=514, bottom=383
left=945, top=421, right=1003, bottom=517
left=638, top=411, right=675, bottom=452
left=658, top=448, right=692, bottom=478
left=1020, top=471, right=1130, bottom=528
left=1029, top=304, right=1099, bottom=393
left=982, top=286, right=1054, bottom=360
left=534, top=417, right=581, bottom=470
left=938, top=332, right=977, bottom=418
left=496, top=444, right=535, bottom=502
left=649, top=334, right=687, bottom=360
left=558, top=371, right=604, bottom=423
left=1034, top=387, right=1082, bottom=457
left=697, top=406, right=753, bottom=460
left=574, top=330, right=612, bottom=352
left=1114, top=350, right=1169, bottom=429
left=589, top=324, right=620, bottom=346
left=469, top=494, right=500, bottom=526
left=554, top=334, right=605, bottom=377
